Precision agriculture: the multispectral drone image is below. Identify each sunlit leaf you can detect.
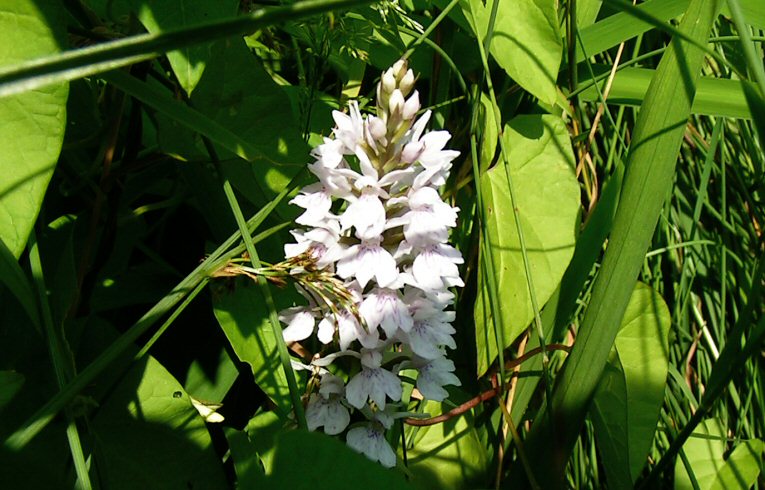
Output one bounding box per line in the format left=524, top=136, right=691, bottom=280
left=464, top=0, right=562, bottom=105
left=709, top=439, right=764, bottom=490
left=720, top=0, right=765, bottom=29
left=674, top=419, right=727, bottom=490
left=474, top=114, right=579, bottom=376
left=0, top=0, right=68, bottom=257
left=404, top=399, right=490, bottom=489
left=591, top=282, right=672, bottom=488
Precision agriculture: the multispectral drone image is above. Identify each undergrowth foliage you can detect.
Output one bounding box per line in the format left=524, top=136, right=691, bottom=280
left=0, top=0, right=763, bottom=489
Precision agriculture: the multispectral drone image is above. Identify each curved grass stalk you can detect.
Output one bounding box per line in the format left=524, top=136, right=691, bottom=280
left=0, top=0, right=371, bottom=98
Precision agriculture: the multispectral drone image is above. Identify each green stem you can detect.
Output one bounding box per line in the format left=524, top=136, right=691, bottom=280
left=219, top=179, right=307, bottom=429
left=199, top=131, right=306, bottom=428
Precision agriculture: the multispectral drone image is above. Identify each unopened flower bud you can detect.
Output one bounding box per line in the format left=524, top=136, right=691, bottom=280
left=388, top=89, right=405, bottom=116
left=381, top=69, right=396, bottom=94
left=399, top=69, right=415, bottom=95
left=403, top=91, right=420, bottom=120
left=392, top=59, right=407, bottom=80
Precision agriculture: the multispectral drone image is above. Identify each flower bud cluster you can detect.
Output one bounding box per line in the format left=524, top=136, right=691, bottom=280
left=280, top=60, right=463, bottom=467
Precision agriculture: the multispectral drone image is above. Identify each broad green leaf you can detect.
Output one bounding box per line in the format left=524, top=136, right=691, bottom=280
left=510, top=163, right=624, bottom=425
left=39, top=215, right=78, bottom=325
left=212, top=280, right=294, bottom=416
left=266, top=430, right=414, bottom=489
left=102, top=69, right=295, bottom=212
left=404, top=399, right=490, bottom=489
left=0, top=297, right=73, bottom=487
left=591, top=282, right=672, bottom=488
left=0, top=0, right=68, bottom=257
left=464, top=0, right=562, bottom=105
left=577, top=0, right=603, bottom=27
left=474, top=114, right=579, bottom=376
left=0, top=371, right=24, bottom=412
left=709, top=439, right=764, bottom=490
left=191, top=37, right=308, bottom=165
left=674, top=419, right=727, bottom=490
left=91, top=356, right=228, bottom=489
left=244, top=410, right=284, bottom=474
left=160, top=37, right=310, bottom=213
left=134, top=0, right=237, bottom=95
left=0, top=0, right=369, bottom=98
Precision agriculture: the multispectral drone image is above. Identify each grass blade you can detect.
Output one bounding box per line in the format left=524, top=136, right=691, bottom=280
left=578, top=66, right=756, bottom=119
left=27, top=231, right=91, bottom=489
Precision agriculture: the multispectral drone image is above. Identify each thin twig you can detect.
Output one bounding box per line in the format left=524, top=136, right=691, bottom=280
left=404, top=344, right=571, bottom=427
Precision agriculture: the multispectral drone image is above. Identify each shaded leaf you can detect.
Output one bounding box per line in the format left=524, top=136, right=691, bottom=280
left=0, top=0, right=68, bottom=257
left=474, top=114, right=579, bottom=376
left=134, top=0, right=237, bottom=95
left=91, top=356, right=227, bottom=489
left=225, top=427, right=268, bottom=488
left=591, top=282, right=672, bottom=488
left=0, top=370, right=24, bottom=413
left=478, top=92, right=498, bottom=173
left=0, top=231, right=38, bottom=328
left=211, top=280, right=295, bottom=416
left=191, top=38, right=309, bottom=205
left=266, top=430, right=414, bottom=489
left=244, top=410, right=284, bottom=474
left=184, top=345, right=239, bottom=403
left=223, top=410, right=284, bottom=487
